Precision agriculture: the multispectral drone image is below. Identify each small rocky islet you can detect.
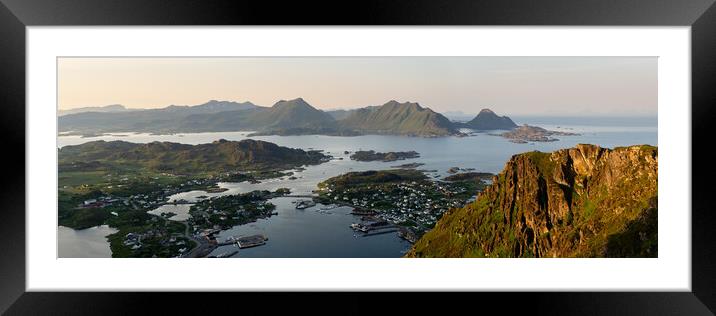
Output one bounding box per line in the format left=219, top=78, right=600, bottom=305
left=58, top=100, right=655, bottom=258
left=349, top=150, right=420, bottom=162
left=497, top=124, right=580, bottom=143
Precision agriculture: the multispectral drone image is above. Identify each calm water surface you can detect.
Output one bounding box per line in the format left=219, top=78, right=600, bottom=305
left=58, top=116, right=657, bottom=257
left=58, top=225, right=117, bottom=258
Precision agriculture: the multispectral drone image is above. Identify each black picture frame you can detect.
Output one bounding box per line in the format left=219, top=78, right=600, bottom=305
left=1, top=0, right=715, bottom=314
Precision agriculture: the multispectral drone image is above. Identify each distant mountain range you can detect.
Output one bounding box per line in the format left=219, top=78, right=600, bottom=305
left=58, top=100, right=257, bottom=117
left=58, top=104, right=131, bottom=116
left=59, top=98, right=519, bottom=137
left=162, top=100, right=259, bottom=114
left=168, top=98, right=337, bottom=134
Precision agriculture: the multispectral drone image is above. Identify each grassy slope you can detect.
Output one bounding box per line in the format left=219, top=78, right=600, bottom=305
left=340, top=101, right=456, bottom=136
left=58, top=139, right=327, bottom=174
left=408, top=145, right=658, bottom=258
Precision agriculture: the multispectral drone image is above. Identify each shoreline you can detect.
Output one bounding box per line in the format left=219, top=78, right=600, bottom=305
left=58, top=127, right=649, bottom=258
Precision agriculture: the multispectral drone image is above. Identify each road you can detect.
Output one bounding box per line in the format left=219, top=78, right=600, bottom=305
left=181, top=221, right=216, bottom=258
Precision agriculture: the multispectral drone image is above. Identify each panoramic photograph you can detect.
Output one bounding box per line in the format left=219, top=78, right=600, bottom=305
left=57, top=57, right=658, bottom=258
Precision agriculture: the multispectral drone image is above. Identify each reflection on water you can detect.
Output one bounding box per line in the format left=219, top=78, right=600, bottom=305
left=58, top=116, right=657, bottom=257
left=58, top=225, right=118, bottom=258
left=208, top=198, right=412, bottom=258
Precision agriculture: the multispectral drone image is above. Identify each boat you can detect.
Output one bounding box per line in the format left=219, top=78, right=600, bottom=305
left=295, top=200, right=316, bottom=209
left=349, top=223, right=371, bottom=232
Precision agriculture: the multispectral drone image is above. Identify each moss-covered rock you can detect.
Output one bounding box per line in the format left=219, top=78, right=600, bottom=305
left=406, top=144, right=658, bottom=258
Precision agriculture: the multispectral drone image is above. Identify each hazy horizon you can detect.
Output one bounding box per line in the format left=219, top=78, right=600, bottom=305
left=58, top=57, right=657, bottom=116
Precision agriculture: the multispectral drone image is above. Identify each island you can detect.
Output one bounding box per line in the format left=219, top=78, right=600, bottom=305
left=390, top=162, right=425, bottom=169
left=443, top=172, right=494, bottom=182
left=498, top=124, right=580, bottom=143
left=58, top=139, right=329, bottom=257
left=349, top=150, right=420, bottom=162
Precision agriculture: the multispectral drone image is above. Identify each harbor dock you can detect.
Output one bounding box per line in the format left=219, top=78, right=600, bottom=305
left=236, top=234, right=268, bottom=248
left=350, top=208, right=377, bottom=216
left=361, top=228, right=399, bottom=237
left=225, top=234, right=269, bottom=249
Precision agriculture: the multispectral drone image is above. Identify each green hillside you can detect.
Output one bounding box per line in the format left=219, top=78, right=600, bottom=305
left=406, top=144, right=658, bottom=258
left=58, top=139, right=329, bottom=174
left=340, top=100, right=457, bottom=136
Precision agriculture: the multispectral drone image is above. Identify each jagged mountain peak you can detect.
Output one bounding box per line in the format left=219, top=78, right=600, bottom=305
left=272, top=98, right=315, bottom=109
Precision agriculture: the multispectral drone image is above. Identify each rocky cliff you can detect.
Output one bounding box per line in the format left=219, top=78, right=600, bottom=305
left=406, top=144, right=658, bottom=258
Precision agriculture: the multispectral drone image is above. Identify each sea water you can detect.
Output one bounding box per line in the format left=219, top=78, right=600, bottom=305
left=57, top=116, right=657, bottom=257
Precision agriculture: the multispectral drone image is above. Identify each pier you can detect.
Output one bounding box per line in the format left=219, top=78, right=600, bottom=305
left=236, top=235, right=268, bottom=248
left=350, top=208, right=377, bottom=216
left=223, top=234, right=269, bottom=249
left=361, top=228, right=399, bottom=237
left=351, top=220, right=400, bottom=237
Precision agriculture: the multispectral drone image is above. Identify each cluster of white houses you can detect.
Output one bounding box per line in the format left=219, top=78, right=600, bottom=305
left=122, top=230, right=189, bottom=256
left=318, top=180, right=477, bottom=231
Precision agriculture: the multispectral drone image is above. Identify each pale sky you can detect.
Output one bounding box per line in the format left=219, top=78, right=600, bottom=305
left=58, top=57, right=657, bottom=116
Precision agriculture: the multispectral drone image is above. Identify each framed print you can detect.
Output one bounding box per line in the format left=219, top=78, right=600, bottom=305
left=2, top=0, right=715, bottom=314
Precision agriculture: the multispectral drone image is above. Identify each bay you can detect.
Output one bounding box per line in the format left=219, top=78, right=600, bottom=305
left=58, top=225, right=118, bottom=258
left=58, top=116, right=657, bottom=257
